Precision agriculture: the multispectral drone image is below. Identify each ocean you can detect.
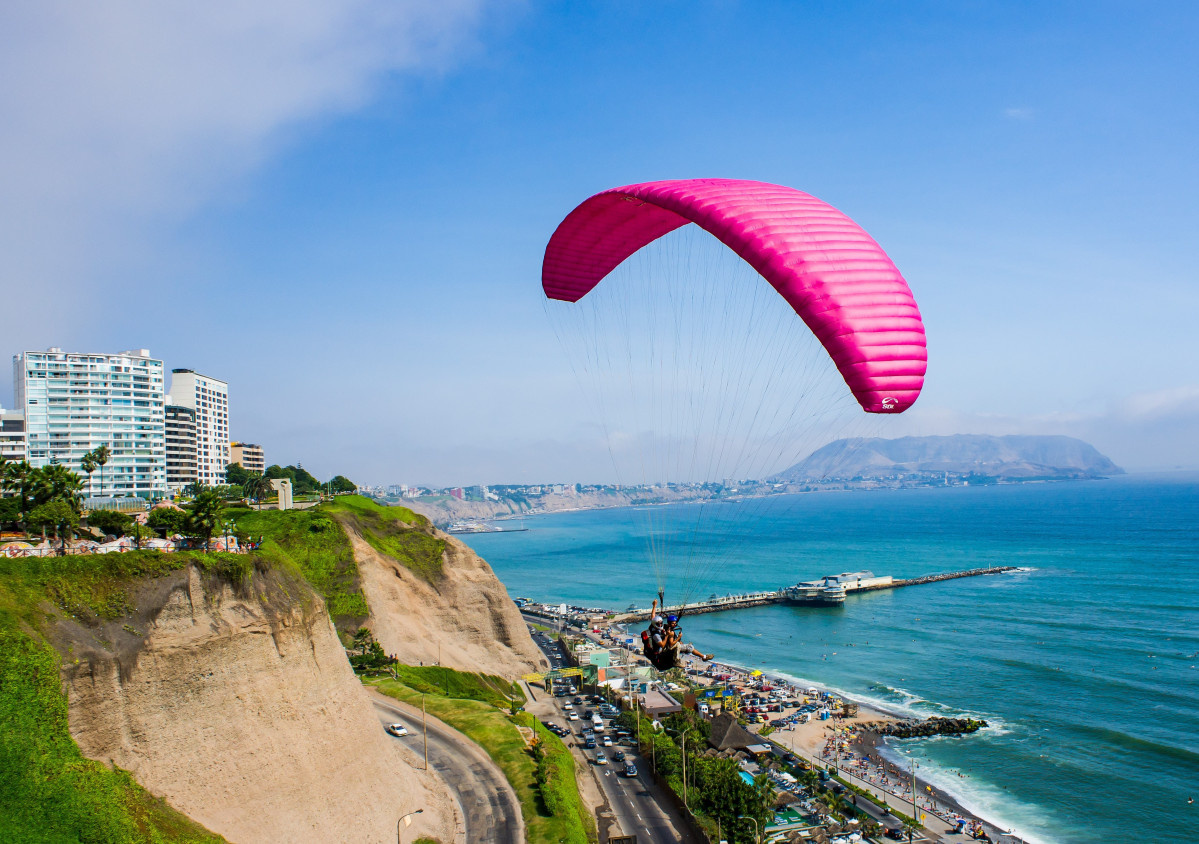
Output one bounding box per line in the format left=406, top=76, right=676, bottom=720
left=459, top=474, right=1199, bottom=843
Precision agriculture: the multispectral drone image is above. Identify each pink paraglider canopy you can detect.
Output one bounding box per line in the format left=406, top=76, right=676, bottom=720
left=542, top=178, right=926, bottom=413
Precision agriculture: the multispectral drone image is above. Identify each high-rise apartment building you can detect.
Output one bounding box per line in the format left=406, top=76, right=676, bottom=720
left=230, top=442, right=265, bottom=474
left=164, top=405, right=197, bottom=490
left=13, top=348, right=166, bottom=498
left=0, top=406, right=26, bottom=462
left=167, top=369, right=229, bottom=486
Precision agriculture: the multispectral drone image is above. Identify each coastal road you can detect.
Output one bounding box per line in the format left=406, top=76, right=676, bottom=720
left=584, top=730, right=689, bottom=843
left=525, top=626, right=693, bottom=843
left=371, top=692, right=523, bottom=844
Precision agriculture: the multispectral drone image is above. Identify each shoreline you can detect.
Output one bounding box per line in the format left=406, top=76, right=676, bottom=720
left=677, top=653, right=1032, bottom=843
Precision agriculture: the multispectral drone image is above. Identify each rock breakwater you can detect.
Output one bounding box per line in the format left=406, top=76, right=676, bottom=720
left=863, top=716, right=987, bottom=739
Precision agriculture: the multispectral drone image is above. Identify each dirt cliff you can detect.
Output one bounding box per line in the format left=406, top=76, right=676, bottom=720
left=338, top=516, right=548, bottom=677
left=60, top=564, right=456, bottom=844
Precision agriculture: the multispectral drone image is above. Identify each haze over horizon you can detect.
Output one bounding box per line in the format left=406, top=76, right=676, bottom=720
left=2, top=1, right=1196, bottom=485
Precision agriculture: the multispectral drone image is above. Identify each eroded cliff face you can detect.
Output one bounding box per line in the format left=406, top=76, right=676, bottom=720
left=341, top=521, right=547, bottom=678
left=61, top=565, right=454, bottom=844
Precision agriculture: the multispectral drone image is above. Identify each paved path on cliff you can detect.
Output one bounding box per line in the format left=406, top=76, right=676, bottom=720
left=370, top=692, right=523, bottom=844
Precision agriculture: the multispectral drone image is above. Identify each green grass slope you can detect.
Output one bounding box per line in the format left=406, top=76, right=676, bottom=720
left=323, top=495, right=446, bottom=582
left=229, top=504, right=369, bottom=630
left=371, top=667, right=595, bottom=844
left=0, top=553, right=228, bottom=844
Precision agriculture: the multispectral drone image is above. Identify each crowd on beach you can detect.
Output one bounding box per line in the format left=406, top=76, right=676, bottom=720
left=576, top=622, right=1012, bottom=841
left=818, top=727, right=990, bottom=839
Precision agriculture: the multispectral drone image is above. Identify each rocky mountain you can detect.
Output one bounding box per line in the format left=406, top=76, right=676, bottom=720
left=775, top=434, right=1123, bottom=482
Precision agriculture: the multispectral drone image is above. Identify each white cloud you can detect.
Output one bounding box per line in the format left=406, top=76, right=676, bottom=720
left=0, top=0, right=486, bottom=336
left=1003, top=106, right=1034, bottom=120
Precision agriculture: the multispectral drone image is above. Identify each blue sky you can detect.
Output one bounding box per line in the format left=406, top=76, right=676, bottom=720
left=2, top=1, right=1197, bottom=484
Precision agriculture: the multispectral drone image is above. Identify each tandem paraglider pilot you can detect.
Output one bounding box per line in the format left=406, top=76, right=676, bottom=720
left=640, top=599, right=713, bottom=670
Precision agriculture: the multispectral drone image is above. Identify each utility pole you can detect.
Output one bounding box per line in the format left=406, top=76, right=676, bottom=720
left=910, top=758, right=918, bottom=843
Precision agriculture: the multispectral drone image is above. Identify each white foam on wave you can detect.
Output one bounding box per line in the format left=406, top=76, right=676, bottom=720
left=875, top=742, right=1061, bottom=844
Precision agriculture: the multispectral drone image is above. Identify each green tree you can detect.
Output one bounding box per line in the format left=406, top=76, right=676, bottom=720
left=32, top=464, right=84, bottom=508
left=2, top=461, right=37, bottom=516
left=242, top=473, right=271, bottom=503
left=92, top=444, right=111, bottom=497
left=85, top=509, right=132, bottom=538
left=225, top=462, right=251, bottom=486
left=25, top=500, right=79, bottom=538
left=183, top=480, right=205, bottom=499
left=328, top=475, right=356, bottom=493
left=79, top=452, right=98, bottom=496
left=185, top=487, right=225, bottom=550
left=129, top=523, right=154, bottom=550
left=0, top=496, right=20, bottom=529
left=146, top=507, right=187, bottom=535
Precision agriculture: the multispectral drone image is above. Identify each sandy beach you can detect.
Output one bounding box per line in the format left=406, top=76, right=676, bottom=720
left=672, top=653, right=1019, bottom=842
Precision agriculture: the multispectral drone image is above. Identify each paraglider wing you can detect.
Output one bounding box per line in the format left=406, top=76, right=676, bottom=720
left=542, top=178, right=927, bottom=413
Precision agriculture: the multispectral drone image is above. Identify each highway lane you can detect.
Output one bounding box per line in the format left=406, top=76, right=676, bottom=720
left=583, top=731, right=687, bottom=843
left=526, top=626, right=693, bottom=843
left=371, top=693, right=523, bottom=844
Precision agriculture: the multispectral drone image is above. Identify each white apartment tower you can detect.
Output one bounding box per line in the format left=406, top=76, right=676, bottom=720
left=13, top=348, right=166, bottom=498
left=168, top=369, right=229, bottom=486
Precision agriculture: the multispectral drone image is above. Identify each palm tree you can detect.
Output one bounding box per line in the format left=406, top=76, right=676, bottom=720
left=242, top=473, right=271, bottom=503
left=92, top=444, right=111, bottom=497
left=186, top=487, right=225, bottom=550
left=34, top=464, right=84, bottom=508
left=80, top=452, right=98, bottom=497
left=3, top=460, right=36, bottom=518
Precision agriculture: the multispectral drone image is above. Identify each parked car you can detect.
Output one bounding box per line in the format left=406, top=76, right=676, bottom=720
left=385, top=723, right=409, bottom=737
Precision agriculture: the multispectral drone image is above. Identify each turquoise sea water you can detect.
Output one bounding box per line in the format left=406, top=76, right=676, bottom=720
left=461, top=474, right=1199, bottom=843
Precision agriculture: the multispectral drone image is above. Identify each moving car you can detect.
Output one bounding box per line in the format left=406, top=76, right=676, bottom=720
left=568, top=711, right=579, bottom=721
left=584, top=737, right=596, bottom=749
left=622, top=763, right=637, bottom=778
left=613, top=750, right=625, bottom=763
left=385, top=723, right=409, bottom=737
left=595, top=751, right=608, bottom=765
left=601, top=735, right=613, bottom=747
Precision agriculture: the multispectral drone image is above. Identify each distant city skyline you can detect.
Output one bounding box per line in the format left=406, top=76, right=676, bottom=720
left=2, top=3, right=1196, bottom=485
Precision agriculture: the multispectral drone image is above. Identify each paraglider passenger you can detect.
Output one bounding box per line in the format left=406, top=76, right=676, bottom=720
left=661, top=614, right=714, bottom=666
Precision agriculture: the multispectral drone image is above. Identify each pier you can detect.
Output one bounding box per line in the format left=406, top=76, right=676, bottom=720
left=610, top=566, right=1019, bottom=623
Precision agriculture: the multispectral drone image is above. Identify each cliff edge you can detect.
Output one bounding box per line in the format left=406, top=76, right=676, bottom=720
left=57, top=559, right=455, bottom=844
left=328, top=497, right=546, bottom=677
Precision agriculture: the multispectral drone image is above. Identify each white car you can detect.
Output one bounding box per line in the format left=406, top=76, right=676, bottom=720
left=602, top=735, right=613, bottom=747
left=563, top=702, right=573, bottom=710
left=595, top=751, right=608, bottom=765
left=385, top=723, right=408, bottom=737
left=568, top=711, right=579, bottom=721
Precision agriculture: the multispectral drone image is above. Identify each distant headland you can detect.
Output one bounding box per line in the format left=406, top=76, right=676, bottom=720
left=369, top=434, right=1123, bottom=526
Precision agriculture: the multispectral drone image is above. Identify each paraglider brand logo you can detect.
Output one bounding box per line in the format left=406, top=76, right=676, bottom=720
left=881, top=397, right=897, bottom=410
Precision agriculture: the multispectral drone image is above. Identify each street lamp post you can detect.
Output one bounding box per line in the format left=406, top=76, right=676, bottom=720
left=909, top=758, right=918, bottom=843
left=667, top=728, right=688, bottom=812
left=396, top=808, right=423, bottom=844
left=737, top=813, right=760, bottom=844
